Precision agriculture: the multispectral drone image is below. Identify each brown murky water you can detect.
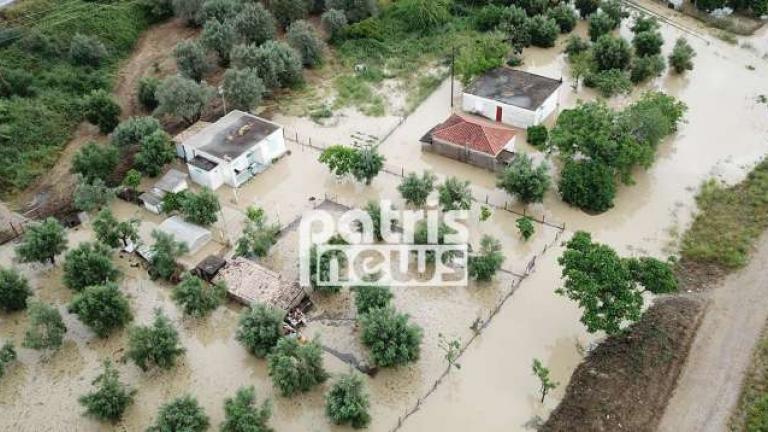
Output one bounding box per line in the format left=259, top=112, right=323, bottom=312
left=2, top=3, right=767, bottom=431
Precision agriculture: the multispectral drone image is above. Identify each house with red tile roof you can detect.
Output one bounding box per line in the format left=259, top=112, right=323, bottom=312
left=420, top=113, right=518, bottom=172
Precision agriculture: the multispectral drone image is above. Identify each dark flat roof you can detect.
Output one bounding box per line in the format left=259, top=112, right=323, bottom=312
left=190, top=155, right=218, bottom=171
left=193, top=111, right=280, bottom=161
left=464, top=68, right=562, bottom=111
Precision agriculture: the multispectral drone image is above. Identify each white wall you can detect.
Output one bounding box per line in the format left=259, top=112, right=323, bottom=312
left=462, top=93, right=536, bottom=129
left=257, top=129, right=287, bottom=164
left=187, top=163, right=224, bottom=190
left=534, top=88, right=560, bottom=125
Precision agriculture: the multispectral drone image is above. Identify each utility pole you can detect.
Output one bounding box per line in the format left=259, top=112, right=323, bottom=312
left=450, top=46, right=456, bottom=109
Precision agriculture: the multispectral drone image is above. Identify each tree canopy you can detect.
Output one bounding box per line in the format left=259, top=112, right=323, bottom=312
left=147, top=395, right=209, bottom=432
left=497, top=154, right=551, bottom=204
left=398, top=171, right=436, bottom=207
left=267, top=337, right=328, bottom=396
left=78, top=360, right=136, bottom=422
left=171, top=274, right=225, bottom=317
left=221, top=386, right=273, bottom=432
left=0, top=267, right=32, bottom=312
left=15, top=218, right=68, bottom=265
left=326, top=372, right=371, bottom=428
left=68, top=282, right=132, bottom=337
left=23, top=301, right=66, bottom=351
left=438, top=177, right=472, bottom=211
left=468, top=235, right=505, bottom=281
left=237, top=303, right=285, bottom=358
left=126, top=308, right=185, bottom=371
left=360, top=306, right=422, bottom=367
left=62, top=241, right=120, bottom=292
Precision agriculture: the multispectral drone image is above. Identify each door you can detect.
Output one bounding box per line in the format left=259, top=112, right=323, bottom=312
left=495, top=106, right=503, bottom=122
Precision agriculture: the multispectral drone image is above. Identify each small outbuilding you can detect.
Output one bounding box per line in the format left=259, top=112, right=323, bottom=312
left=157, top=216, right=212, bottom=255
left=139, top=169, right=189, bottom=214
left=421, top=114, right=517, bottom=172
left=462, top=68, right=562, bottom=129
left=176, top=110, right=287, bottom=190
left=214, top=257, right=306, bottom=312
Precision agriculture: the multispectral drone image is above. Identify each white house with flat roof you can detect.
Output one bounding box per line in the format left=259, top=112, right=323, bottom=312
left=462, top=68, right=562, bottom=129
left=176, top=110, right=287, bottom=190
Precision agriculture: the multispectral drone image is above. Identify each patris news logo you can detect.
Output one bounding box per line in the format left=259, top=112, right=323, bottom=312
left=299, top=201, right=469, bottom=288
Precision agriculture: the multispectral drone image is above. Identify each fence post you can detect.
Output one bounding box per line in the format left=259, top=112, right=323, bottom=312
left=485, top=195, right=488, bottom=204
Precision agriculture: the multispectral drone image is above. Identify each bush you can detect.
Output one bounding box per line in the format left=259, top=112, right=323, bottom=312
left=149, top=230, right=189, bottom=281
left=575, top=0, right=600, bottom=17
left=516, top=216, right=535, bottom=240
left=588, top=11, right=616, bottom=42
left=584, top=69, right=632, bottom=97
left=237, top=303, right=285, bottom=358
left=234, top=3, right=277, bottom=46
left=497, top=154, right=551, bottom=203
left=746, top=394, right=768, bottom=431
left=270, top=0, right=309, bottom=28
left=468, top=235, right=505, bottom=281
left=232, top=41, right=304, bottom=90
left=397, top=0, right=452, bottom=31
left=0, top=342, right=16, bottom=379
left=221, top=386, right=273, bottom=432
left=326, top=0, right=378, bottom=23
left=235, top=207, right=280, bottom=258
left=398, top=171, right=437, bottom=207
left=155, top=76, right=214, bottom=125
left=633, top=30, right=664, bottom=57
left=564, top=35, right=590, bottom=57
left=69, top=34, right=108, bottom=66
left=326, top=372, right=371, bottom=428
left=321, top=9, right=348, bottom=42
left=173, top=40, right=209, bottom=82
left=201, top=19, right=236, bottom=66
left=180, top=187, right=220, bottom=226
left=23, top=301, right=66, bottom=351
left=0, top=67, right=35, bottom=98
left=527, top=125, right=548, bottom=147
left=455, top=33, right=508, bottom=84
left=201, top=0, right=242, bottom=23
left=172, top=0, right=205, bottom=25
left=631, top=15, right=660, bottom=34
left=172, top=274, right=225, bottom=317
left=71, top=142, right=119, bottom=183
left=548, top=4, right=578, bottom=33
left=593, top=34, right=632, bottom=71
left=69, top=283, right=132, bottom=337
left=137, top=76, right=160, bottom=111
left=134, top=129, right=175, bottom=177
left=630, top=54, right=665, bottom=83
left=360, top=306, right=422, bottom=367
left=0, top=267, right=32, bottom=312
left=558, top=159, right=616, bottom=213
left=83, top=90, right=121, bottom=133
left=438, top=177, right=472, bottom=211
left=626, top=256, right=678, bottom=294
left=79, top=360, right=135, bottom=422
left=74, top=177, right=116, bottom=212
left=669, top=37, right=695, bottom=74
left=126, top=309, right=185, bottom=371
left=148, top=395, right=209, bottom=432
left=62, top=241, right=120, bottom=292
left=111, top=116, right=162, bottom=148
left=287, top=20, right=325, bottom=67
left=267, top=337, right=328, bottom=396
left=222, top=68, right=266, bottom=112
left=354, top=285, right=393, bottom=315
left=15, top=218, right=68, bottom=265
left=528, top=15, right=560, bottom=48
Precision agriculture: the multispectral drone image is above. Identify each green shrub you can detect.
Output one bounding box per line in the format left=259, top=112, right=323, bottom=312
left=171, top=274, right=225, bottom=317
left=326, top=372, right=371, bottom=428
left=63, top=241, right=120, bottom=292
left=528, top=15, right=560, bottom=48
left=354, top=285, right=393, bottom=315
left=633, top=30, right=664, bottom=56
left=180, top=187, right=220, bottom=226
left=134, top=130, right=175, bottom=177
left=526, top=125, right=548, bottom=147
left=69, top=282, right=132, bottom=337
left=267, top=337, right=328, bottom=397
left=69, top=34, right=108, bottom=66
left=0, top=267, right=32, bottom=312
left=630, top=54, right=665, bottom=84
left=0, top=342, right=17, bottom=379
left=23, top=301, right=67, bottom=351
left=270, top=0, right=309, bottom=29
left=468, top=235, right=505, bottom=281
left=149, top=230, right=189, bottom=281
left=558, top=159, right=616, bottom=213
left=233, top=3, right=277, bottom=46
left=221, top=386, right=273, bottom=432
left=173, top=40, right=209, bottom=82
left=236, top=303, right=285, bottom=358
left=83, top=90, right=121, bottom=133
left=73, top=177, right=116, bottom=212
left=626, top=256, right=678, bottom=294
left=71, top=142, right=119, bottom=183
left=137, top=76, right=160, bottom=111
left=322, top=9, right=349, bottom=42
left=126, top=309, right=185, bottom=371
left=548, top=4, right=578, bottom=33
left=516, top=217, right=535, bottom=240
left=398, top=171, right=437, bottom=207
left=287, top=20, right=325, bottom=67
left=497, top=154, right=551, bottom=204
left=111, top=116, right=162, bottom=148
left=584, top=69, right=632, bottom=97
left=79, top=361, right=136, bottom=422
left=201, top=19, right=236, bottom=66
left=593, top=34, right=632, bottom=71
left=360, top=306, right=422, bottom=367
left=15, top=218, right=68, bottom=265
left=148, top=395, right=209, bottom=432
left=669, top=37, right=695, bottom=74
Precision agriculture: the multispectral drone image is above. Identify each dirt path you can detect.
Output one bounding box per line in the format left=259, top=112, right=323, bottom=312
left=658, top=233, right=768, bottom=432
left=11, top=18, right=195, bottom=214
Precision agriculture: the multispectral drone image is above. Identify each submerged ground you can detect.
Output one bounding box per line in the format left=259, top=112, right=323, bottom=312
left=1, top=1, right=768, bottom=431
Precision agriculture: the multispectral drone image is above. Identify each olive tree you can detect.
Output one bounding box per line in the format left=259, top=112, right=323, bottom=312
left=236, top=303, right=285, bottom=358
left=321, top=9, right=348, bottom=42
left=588, top=11, right=615, bottom=41
left=267, top=337, right=327, bottom=396
left=135, top=129, right=175, bottom=177
left=497, top=154, right=551, bottom=204
left=126, top=308, right=185, bottom=371
left=201, top=19, right=236, bottom=66
left=235, top=206, right=280, bottom=258
left=71, top=142, right=119, bottom=183
left=93, top=209, right=141, bottom=248
left=468, top=235, right=504, bottom=281
left=270, top=0, right=309, bottom=28
left=438, top=177, right=472, bottom=211
left=62, top=241, right=120, bottom=292
left=171, top=274, right=226, bottom=317
left=149, top=230, right=189, bottom=281
left=287, top=20, right=325, bottom=67
left=528, top=15, right=560, bottom=48
left=69, top=282, right=132, bottom=337
left=147, top=395, right=209, bottom=432
left=548, top=4, right=577, bottom=32
left=593, top=34, right=632, bottom=71
left=398, top=171, right=436, bottom=207
left=15, top=217, right=67, bottom=265
left=325, top=372, right=371, bottom=428
left=111, top=116, right=163, bottom=149
left=575, top=0, right=600, bottom=17
left=69, top=34, right=107, bottom=66
left=233, top=3, right=277, bottom=46
left=83, top=90, right=121, bottom=134
left=222, top=67, right=266, bottom=111
left=354, top=285, right=393, bottom=315
left=201, top=0, right=242, bottom=23
left=360, top=306, right=422, bottom=367
left=326, top=0, right=378, bottom=23
left=669, top=37, right=695, bottom=74
left=74, top=177, right=115, bottom=212
left=79, top=360, right=136, bottom=422
left=180, top=187, right=220, bottom=226
left=155, top=76, right=214, bottom=125
left=173, top=40, right=209, bottom=82
left=172, top=0, right=204, bottom=26
left=516, top=216, right=535, bottom=240
left=558, top=159, right=616, bottom=213
left=633, top=30, right=664, bottom=57
left=0, top=267, right=32, bottom=312
left=221, top=386, right=273, bottom=432
left=23, top=301, right=67, bottom=351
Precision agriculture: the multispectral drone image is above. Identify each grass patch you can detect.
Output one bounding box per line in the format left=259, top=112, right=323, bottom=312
left=0, top=0, right=152, bottom=196
left=730, top=325, right=768, bottom=431
left=717, top=31, right=739, bottom=44
left=681, top=159, right=768, bottom=269
left=333, top=74, right=385, bottom=117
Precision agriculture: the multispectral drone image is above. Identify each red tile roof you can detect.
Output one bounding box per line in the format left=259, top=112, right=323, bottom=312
left=429, top=114, right=516, bottom=156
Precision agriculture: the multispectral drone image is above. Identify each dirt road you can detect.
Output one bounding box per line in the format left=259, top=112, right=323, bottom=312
left=658, top=234, right=768, bottom=432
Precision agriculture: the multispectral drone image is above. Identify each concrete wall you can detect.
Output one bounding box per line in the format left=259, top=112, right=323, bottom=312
left=188, top=163, right=225, bottom=190
left=422, top=138, right=512, bottom=172
left=462, top=92, right=560, bottom=128
left=534, top=89, right=560, bottom=125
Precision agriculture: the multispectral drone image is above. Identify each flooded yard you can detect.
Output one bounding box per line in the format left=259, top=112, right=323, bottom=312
left=1, top=1, right=767, bottom=431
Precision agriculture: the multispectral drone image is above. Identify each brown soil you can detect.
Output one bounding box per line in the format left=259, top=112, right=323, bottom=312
left=11, top=18, right=197, bottom=218
left=674, top=257, right=729, bottom=292
left=541, top=295, right=706, bottom=432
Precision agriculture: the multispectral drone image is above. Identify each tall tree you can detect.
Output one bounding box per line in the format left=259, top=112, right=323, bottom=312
left=126, top=308, right=185, bottom=371
left=79, top=361, right=136, bottom=422
left=23, top=301, right=67, bottom=351
left=15, top=218, right=67, bottom=265
left=267, top=337, right=327, bottom=396
left=325, top=372, right=371, bottom=428
left=62, top=241, right=120, bottom=292
left=68, top=282, right=133, bottom=337
left=497, top=154, right=551, bottom=204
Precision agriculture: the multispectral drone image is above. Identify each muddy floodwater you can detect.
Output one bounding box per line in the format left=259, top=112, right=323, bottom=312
left=2, top=1, right=768, bottom=431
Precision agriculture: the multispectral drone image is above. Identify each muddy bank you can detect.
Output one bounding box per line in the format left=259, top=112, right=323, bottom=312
left=542, top=295, right=706, bottom=432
